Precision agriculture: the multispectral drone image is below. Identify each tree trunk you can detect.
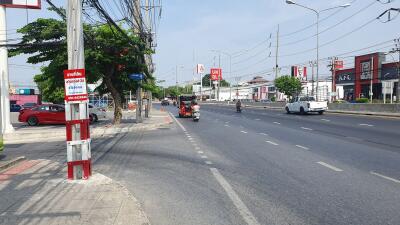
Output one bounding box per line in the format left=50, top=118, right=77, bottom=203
left=104, top=75, right=123, bottom=125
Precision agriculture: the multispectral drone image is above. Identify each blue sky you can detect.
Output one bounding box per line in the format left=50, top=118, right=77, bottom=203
left=5, top=0, right=400, bottom=87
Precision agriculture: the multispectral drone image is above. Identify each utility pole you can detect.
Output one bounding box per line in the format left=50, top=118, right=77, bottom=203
left=309, top=61, right=316, bottom=96
left=66, top=0, right=91, bottom=179
left=274, top=25, right=280, bottom=100
left=217, top=53, right=221, bottom=101
left=329, top=57, right=338, bottom=102
left=394, top=38, right=400, bottom=103
left=0, top=6, right=14, bottom=134
left=370, top=56, right=374, bottom=103
left=133, top=0, right=143, bottom=123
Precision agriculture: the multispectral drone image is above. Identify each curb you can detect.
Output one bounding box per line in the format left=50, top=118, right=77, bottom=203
left=0, top=156, right=26, bottom=172
left=326, top=110, right=400, bottom=118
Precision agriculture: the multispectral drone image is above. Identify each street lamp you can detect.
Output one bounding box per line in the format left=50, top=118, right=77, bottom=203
left=286, top=1, right=351, bottom=100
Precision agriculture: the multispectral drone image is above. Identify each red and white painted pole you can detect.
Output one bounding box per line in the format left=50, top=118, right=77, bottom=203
left=64, top=0, right=91, bottom=180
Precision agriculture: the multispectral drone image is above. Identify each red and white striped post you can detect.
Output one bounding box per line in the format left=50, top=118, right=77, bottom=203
left=64, top=0, right=91, bottom=180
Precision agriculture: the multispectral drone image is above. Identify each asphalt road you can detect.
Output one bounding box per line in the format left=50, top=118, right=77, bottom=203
left=94, top=103, right=400, bottom=225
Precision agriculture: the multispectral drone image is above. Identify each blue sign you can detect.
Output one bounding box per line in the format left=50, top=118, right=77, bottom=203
left=128, top=73, right=144, bottom=81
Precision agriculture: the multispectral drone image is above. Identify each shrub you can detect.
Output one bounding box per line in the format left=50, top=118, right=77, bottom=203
left=271, top=96, right=276, bottom=102
left=355, top=98, right=369, bottom=103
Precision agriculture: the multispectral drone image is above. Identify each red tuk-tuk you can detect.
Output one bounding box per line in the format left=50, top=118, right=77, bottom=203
left=178, top=95, right=196, bottom=118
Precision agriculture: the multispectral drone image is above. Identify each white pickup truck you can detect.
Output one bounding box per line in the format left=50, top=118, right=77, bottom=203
left=285, top=96, right=328, bottom=115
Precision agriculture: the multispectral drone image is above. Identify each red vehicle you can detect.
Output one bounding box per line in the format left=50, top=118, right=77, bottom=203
left=19, top=104, right=66, bottom=126
left=178, top=95, right=196, bottom=118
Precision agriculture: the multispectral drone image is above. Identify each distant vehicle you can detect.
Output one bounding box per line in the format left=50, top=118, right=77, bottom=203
left=285, top=96, right=328, bottom=115
left=89, top=104, right=106, bottom=122
left=19, top=104, right=94, bottom=126
left=10, top=104, right=22, bottom=112
left=161, top=99, right=170, bottom=106
left=22, top=102, right=38, bottom=109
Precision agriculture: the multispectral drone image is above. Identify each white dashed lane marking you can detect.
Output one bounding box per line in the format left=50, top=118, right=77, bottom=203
left=205, top=161, right=213, bottom=165
left=295, top=145, right=309, bottom=150
left=321, top=119, right=330, bottom=122
left=240, top=131, right=248, bottom=134
left=273, top=122, right=281, bottom=125
left=359, top=123, right=374, bottom=127
left=317, top=161, right=343, bottom=172
left=301, top=127, right=313, bottom=131
left=370, top=171, right=400, bottom=184
left=266, top=141, right=279, bottom=146
left=197, top=151, right=204, bottom=154
left=259, top=133, right=268, bottom=136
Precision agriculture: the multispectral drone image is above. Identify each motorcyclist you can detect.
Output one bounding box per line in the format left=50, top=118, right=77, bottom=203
left=191, top=100, right=200, bottom=112
left=236, top=99, right=242, bottom=112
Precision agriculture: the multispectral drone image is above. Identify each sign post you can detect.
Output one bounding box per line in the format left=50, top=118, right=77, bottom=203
left=64, top=0, right=91, bottom=180
left=197, top=64, right=205, bottom=100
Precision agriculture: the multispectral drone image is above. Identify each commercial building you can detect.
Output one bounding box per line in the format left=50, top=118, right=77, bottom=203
left=334, top=52, right=399, bottom=101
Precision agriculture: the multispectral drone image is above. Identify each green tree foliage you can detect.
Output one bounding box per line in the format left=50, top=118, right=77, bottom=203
left=9, top=16, right=152, bottom=124
left=274, top=75, right=303, bottom=99
left=201, top=74, right=230, bottom=87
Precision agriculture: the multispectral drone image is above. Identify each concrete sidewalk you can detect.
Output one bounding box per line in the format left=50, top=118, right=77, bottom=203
left=0, top=109, right=173, bottom=225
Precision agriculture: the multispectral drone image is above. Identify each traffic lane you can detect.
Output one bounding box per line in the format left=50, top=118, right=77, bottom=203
left=200, top=104, right=400, bottom=151
left=198, top=106, right=400, bottom=180
left=176, top=108, right=400, bottom=225
left=94, top=120, right=246, bottom=225
left=202, top=103, right=400, bottom=133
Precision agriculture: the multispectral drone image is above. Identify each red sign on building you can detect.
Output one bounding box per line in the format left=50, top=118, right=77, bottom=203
left=210, top=68, right=222, bottom=81
left=335, top=60, right=344, bottom=69
left=64, top=69, right=88, bottom=102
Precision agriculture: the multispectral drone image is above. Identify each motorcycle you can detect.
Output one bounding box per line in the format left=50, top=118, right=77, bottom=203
left=192, top=108, right=200, bottom=122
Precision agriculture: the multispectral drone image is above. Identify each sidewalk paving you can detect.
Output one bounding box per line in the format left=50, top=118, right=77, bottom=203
left=0, top=108, right=173, bottom=225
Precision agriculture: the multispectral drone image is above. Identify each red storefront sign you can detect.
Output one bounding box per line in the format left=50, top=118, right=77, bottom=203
left=64, top=69, right=88, bottom=102
left=0, top=0, right=41, bottom=9
left=210, top=68, right=222, bottom=81
left=335, top=60, right=344, bottom=69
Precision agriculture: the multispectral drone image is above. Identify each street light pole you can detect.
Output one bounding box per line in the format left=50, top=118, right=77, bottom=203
left=286, top=0, right=351, bottom=101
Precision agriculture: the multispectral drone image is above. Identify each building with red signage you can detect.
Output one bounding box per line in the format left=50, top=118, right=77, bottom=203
left=334, top=52, right=399, bottom=101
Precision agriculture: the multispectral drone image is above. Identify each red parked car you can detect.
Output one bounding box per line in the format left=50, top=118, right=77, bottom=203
left=19, top=104, right=66, bottom=126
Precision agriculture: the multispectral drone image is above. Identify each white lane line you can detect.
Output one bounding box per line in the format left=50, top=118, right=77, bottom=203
left=301, top=127, right=313, bottom=131
left=295, top=145, right=309, bottom=150
left=273, top=122, right=281, bottom=125
left=210, top=168, right=261, bottom=225
left=266, top=141, right=279, bottom=146
left=195, top=147, right=201, bottom=150
left=169, top=112, right=187, bottom=132
left=359, top=123, right=374, bottom=127
left=197, top=151, right=204, bottom=154
left=225, top=124, right=231, bottom=127
left=255, top=118, right=261, bottom=121
left=259, top=133, right=268, bottom=136
left=321, top=119, right=330, bottom=122
left=370, top=171, right=400, bottom=184
left=201, top=155, right=208, bottom=159
left=241, top=131, right=248, bottom=134
left=225, top=121, right=230, bottom=124
left=205, top=161, right=213, bottom=165
left=317, top=161, right=343, bottom=172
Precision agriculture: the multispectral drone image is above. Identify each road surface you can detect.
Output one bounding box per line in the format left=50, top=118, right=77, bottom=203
left=93, top=103, right=400, bottom=225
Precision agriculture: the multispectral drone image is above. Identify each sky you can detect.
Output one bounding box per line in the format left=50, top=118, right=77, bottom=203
left=4, top=0, right=400, bottom=88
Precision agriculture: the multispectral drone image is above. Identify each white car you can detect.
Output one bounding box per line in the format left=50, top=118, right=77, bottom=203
left=285, top=96, right=328, bottom=115
left=89, top=105, right=107, bottom=122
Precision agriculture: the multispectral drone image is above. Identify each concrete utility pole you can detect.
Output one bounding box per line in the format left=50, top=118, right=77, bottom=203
left=133, top=0, right=143, bottom=123
left=0, top=6, right=14, bottom=134
left=66, top=0, right=90, bottom=179
left=309, top=61, right=316, bottom=96
left=370, top=56, right=374, bottom=103
left=394, top=38, right=400, bottom=103
left=274, top=24, right=280, bottom=100
left=217, top=53, right=221, bottom=101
